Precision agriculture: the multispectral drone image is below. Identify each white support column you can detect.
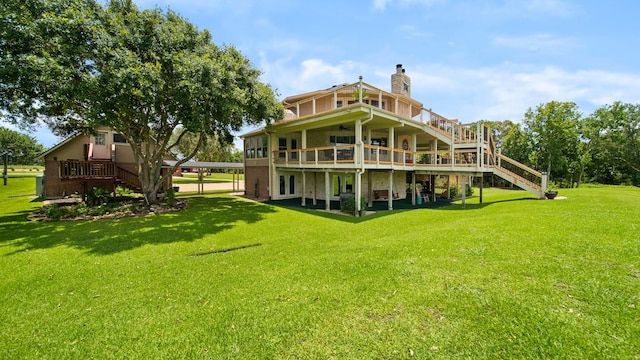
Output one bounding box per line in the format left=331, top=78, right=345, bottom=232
left=411, top=133, right=417, bottom=164
left=477, top=122, right=483, bottom=168
left=434, top=140, right=438, bottom=164
left=388, top=170, right=394, bottom=210
left=355, top=119, right=362, bottom=166
left=461, top=175, right=466, bottom=208
left=301, top=171, right=306, bottom=207
left=411, top=171, right=416, bottom=205
left=313, top=172, right=317, bottom=206
left=355, top=170, right=362, bottom=216
left=301, top=129, right=307, bottom=165
left=388, top=127, right=395, bottom=164
left=325, top=171, right=331, bottom=211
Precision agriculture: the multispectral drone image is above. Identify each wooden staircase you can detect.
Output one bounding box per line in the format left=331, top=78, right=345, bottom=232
left=425, top=119, right=546, bottom=198
left=115, top=166, right=142, bottom=192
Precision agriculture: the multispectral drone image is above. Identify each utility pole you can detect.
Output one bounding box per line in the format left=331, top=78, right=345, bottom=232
left=2, top=152, right=8, bottom=186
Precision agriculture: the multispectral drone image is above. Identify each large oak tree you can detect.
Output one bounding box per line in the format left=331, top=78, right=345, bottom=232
left=1, top=0, right=283, bottom=203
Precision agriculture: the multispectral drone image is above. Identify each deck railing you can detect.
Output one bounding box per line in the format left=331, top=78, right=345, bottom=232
left=59, top=160, right=116, bottom=179
left=273, top=145, right=489, bottom=168
left=495, top=154, right=543, bottom=190
left=116, top=166, right=141, bottom=189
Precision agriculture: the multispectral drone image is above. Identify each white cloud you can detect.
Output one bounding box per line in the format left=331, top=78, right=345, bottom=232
left=406, top=64, right=640, bottom=122
left=373, top=0, right=444, bottom=11
left=492, top=33, right=577, bottom=52
left=526, top=0, right=575, bottom=17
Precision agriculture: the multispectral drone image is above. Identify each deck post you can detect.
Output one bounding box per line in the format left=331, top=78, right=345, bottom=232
left=301, top=170, right=306, bottom=207
left=355, top=170, right=362, bottom=216
left=479, top=174, right=484, bottom=204
left=367, top=171, right=373, bottom=208
left=461, top=175, right=466, bottom=208
left=388, top=170, right=393, bottom=210
left=325, top=171, right=331, bottom=211
left=313, top=172, right=317, bottom=206
left=411, top=171, right=416, bottom=205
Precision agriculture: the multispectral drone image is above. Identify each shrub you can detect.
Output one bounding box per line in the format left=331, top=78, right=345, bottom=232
left=340, top=194, right=366, bottom=216
left=86, top=187, right=111, bottom=206
left=465, top=184, right=474, bottom=196
left=116, top=186, right=133, bottom=196
left=165, top=188, right=176, bottom=207
left=44, top=204, right=68, bottom=221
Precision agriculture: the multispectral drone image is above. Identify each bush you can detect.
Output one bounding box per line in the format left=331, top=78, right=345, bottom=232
left=44, top=204, right=68, bottom=221
left=116, top=186, right=133, bottom=196
left=340, top=194, right=366, bottom=216
left=86, top=187, right=111, bottom=206
left=449, top=185, right=473, bottom=199
left=165, top=187, right=176, bottom=207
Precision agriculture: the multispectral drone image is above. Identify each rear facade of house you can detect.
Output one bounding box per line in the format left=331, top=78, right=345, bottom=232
left=243, top=65, right=547, bottom=213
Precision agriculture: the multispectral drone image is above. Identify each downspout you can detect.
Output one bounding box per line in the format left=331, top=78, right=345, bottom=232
left=358, top=108, right=374, bottom=212
left=360, top=107, right=374, bottom=174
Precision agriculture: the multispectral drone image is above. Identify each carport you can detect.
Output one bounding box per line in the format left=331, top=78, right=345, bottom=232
left=163, top=160, right=244, bottom=194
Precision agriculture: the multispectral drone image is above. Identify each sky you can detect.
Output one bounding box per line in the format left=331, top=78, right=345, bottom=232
left=7, top=0, right=640, bottom=149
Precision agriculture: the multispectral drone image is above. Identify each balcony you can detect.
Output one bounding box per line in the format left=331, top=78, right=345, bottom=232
left=273, top=144, right=487, bottom=172
left=59, top=160, right=116, bottom=179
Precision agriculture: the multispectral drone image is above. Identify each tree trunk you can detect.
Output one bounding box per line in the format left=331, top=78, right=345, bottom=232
left=138, top=157, right=164, bottom=205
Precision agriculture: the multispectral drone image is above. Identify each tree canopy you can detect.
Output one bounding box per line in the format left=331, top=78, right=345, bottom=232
left=495, top=100, right=640, bottom=187
left=0, top=126, right=45, bottom=165
left=1, top=0, right=283, bottom=202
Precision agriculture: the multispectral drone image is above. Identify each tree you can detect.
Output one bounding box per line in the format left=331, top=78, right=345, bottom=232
left=0, top=126, right=45, bottom=164
left=171, top=129, right=234, bottom=163
left=501, top=123, right=530, bottom=165
left=523, top=101, right=581, bottom=183
left=1, top=0, right=283, bottom=203
left=588, top=102, right=640, bottom=185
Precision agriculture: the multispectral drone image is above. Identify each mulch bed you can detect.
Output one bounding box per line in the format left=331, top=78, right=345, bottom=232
left=28, top=197, right=189, bottom=222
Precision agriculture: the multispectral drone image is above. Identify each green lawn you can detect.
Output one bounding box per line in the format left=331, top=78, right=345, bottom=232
left=1, top=176, right=639, bottom=359
left=172, top=172, right=244, bottom=185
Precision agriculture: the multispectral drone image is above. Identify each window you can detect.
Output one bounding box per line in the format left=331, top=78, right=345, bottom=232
left=345, top=174, right=353, bottom=193
left=261, top=136, right=268, bottom=158
left=94, top=133, right=106, bottom=146
left=245, top=136, right=268, bottom=159
left=279, top=138, right=287, bottom=159
left=290, top=139, right=298, bottom=160
left=113, top=133, right=128, bottom=143
left=333, top=175, right=341, bottom=196
left=256, top=137, right=263, bottom=158
left=336, top=101, right=343, bottom=108
left=279, top=175, right=286, bottom=195
left=329, top=136, right=356, bottom=146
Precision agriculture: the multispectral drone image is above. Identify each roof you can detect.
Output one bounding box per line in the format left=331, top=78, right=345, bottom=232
left=38, top=132, right=81, bottom=159
left=163, top=160, right=243, bottom=169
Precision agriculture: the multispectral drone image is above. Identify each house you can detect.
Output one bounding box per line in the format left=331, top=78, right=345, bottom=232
left=39, top=126, right=173, bottom=198
left=242, top=65, right=547, bottom=213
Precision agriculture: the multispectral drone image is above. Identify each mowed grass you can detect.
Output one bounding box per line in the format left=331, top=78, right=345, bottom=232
left=0, top=177, right=639, bottom=359
left=172, top=172, right=244, bottom=185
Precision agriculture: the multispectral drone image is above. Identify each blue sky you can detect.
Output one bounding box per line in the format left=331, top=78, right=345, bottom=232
left=11, top=0, right=640, bottom=149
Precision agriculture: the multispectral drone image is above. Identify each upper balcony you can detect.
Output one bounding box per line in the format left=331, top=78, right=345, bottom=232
left=273, top=143, right=495, bottom=173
